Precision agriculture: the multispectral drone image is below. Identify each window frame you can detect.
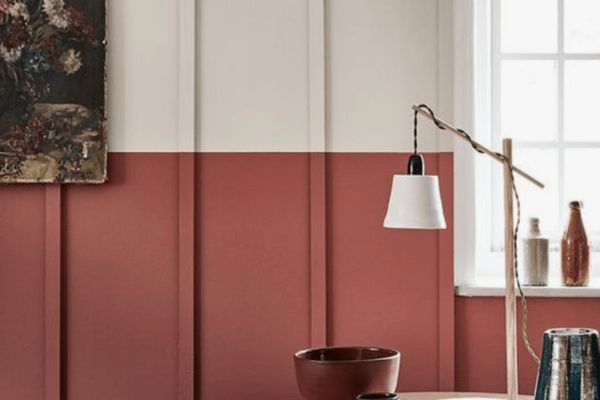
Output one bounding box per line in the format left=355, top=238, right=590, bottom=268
left=455, top=0, right=600, bottom=287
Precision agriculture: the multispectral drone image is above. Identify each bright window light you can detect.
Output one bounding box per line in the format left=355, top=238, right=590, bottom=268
left=474, top=0, right=600, bottom=284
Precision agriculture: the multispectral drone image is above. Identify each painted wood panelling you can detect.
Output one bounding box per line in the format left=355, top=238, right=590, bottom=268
left=325, top=153, right=453, bottom=392
left=44, top=186, right=62, bottom=400
left=178, top=154, right=196, bottom=400
left=325, top=0, right=444, bottom=153
left=63, top=154, right=180, bottom=400
left=46, top=152, right=450, bottom=400
left=437, top=153, right=455, bottom=391
left=2, top=1, right=598, bottom=400
left=108, top=0, right=453, bottom=152
left=107, top=0, right=180, bottom=152
left=197, top=0, right=310, bottom=152
left=5, top=151, right=600, bottom=399
left=0, top=186, right=46, bottom=399
left=309, top=153, right=328, bottom=348
left=197, top=154, right=312, bottom=400
left=1, top=1, right=599, bottom=399
left=194, top=0, right=453, bottom=153
left=178, top=0, right=197, bottom=397
left=308, top=0, right=328, bottom=348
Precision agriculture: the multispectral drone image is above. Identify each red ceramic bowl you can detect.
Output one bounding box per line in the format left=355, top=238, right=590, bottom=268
left=294, top=347, right=401, bottom=400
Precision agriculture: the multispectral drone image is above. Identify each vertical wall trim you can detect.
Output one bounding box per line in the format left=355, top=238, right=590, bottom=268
left=44, top=185, right=61, bottom=400
left=308, top=0, right=326, bottom=153
left=178, top=155, right=196, bottom=400
left=308, top=0, right=327, bottom=347
left=437, top=0, right=456, bottom=390
left=309, top=154, right=327, bottom=348
left=178, top=0, right=196, bottom=399
left=437, top=154, right=455, bottom=391
left=178, top=0, right=196, bottom=153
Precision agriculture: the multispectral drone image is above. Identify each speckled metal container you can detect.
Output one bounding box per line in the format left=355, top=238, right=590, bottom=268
left=534, top=328, right=600, bottom=400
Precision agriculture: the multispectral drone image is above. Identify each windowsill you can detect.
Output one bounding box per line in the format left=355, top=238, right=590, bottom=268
left=456, top=283, right=600, bottom=298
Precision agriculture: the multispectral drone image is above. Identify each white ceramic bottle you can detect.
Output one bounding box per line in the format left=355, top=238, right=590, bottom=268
left=522, top=217, right=549, bottom=286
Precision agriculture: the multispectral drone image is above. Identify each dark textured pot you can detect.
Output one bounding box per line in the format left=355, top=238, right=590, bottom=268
left=294, top=347, right=400, bottom=400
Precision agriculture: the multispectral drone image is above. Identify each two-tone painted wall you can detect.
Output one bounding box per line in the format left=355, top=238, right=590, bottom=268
left=1, top=1, right=454, bottom=399
left=2, top=1, right=598, bottom=400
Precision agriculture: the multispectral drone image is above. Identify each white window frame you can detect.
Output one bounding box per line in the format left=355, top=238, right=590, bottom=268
left=454, top=0, right=489, bottom=287
left=454, top=0, right=600, bottom=290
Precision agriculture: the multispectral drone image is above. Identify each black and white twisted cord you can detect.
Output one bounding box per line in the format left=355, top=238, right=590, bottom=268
left=413, top=104, right=540, bottom=364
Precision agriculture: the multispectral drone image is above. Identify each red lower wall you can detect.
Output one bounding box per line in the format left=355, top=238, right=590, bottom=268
left=3, top=151, right=597, bottom=399
left=197, top=152, right=453, bottom=399
left=0, top=152, right=452, bottom=399
left=0, top=186, right=46, bottom=400
left=455, top=297, right=600, bottom=395
left=64, top=155, right=181, bottom=399
left=197, top=153, right=312, bottom=399
left=0, top=153, right=452, bottom=400
left=326, top=153, right=451, bottom=391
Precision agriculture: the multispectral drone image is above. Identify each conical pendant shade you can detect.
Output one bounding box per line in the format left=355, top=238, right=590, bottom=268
left=383, top=175, right=446, bottom=229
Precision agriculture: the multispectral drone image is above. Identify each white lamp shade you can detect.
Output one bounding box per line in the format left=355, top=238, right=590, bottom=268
left=383, top=175, right=447, bottom=229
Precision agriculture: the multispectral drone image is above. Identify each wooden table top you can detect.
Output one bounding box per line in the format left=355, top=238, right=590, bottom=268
left=398, top=393, right=533, bottom=400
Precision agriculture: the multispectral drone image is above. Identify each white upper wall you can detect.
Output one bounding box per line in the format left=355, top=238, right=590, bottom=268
left=327, top=0, right=444, bottom=152
left=107, top=0, right=180, bottom=152
left=107, top=0, right=454, bottom=152
left=198, top=0, right=310, bottom=152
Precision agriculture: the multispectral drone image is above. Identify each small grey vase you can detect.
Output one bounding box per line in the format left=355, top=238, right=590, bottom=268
left=534, top=328, right=600, bottom=400
left=522, top=217, right=549, bottom=286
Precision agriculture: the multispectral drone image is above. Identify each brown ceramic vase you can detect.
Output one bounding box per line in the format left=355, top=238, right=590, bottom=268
left=561, top=201, right=590, bottom=286
left=294, top=347, right=400, bottom=400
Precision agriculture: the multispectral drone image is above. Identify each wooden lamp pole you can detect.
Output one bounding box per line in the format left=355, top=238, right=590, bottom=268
left=412, top=106, right=544, bottom=400
left=502, top=138, right=519, bottom=400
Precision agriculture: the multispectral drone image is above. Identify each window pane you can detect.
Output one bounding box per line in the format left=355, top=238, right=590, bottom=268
left=565, top=149, right=600, bottom=242
left=501, top=0, right=557, bottom=53
left=513, top=149, right=560, bottom=238
left=565, top=0, right=600, bottom=53
left=565, top=61, right=600, bottom=141
left=501, top=60, right=557, bottom=141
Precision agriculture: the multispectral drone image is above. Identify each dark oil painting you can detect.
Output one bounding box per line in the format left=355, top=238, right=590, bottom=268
left=0, top=0, right=106, bottom=183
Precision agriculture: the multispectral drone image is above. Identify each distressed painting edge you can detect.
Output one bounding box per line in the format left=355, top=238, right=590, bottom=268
left=0, top=0, right=108, bottom=184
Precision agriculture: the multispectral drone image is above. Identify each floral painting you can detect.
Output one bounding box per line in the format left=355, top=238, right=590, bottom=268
left=0, top=0, right=106, bottom=183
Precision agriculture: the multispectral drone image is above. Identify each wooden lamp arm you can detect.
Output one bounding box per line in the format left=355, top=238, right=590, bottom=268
left=411, top=105, right=544, bottom=189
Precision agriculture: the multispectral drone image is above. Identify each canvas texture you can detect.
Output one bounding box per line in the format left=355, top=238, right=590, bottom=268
left=0, top=0, right=106, bottom=183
